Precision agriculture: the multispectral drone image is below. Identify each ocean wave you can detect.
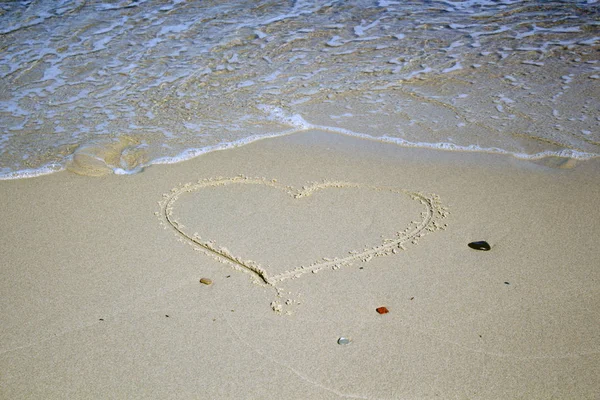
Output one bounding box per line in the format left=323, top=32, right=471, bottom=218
left=1, top=0, right=598, bottom=179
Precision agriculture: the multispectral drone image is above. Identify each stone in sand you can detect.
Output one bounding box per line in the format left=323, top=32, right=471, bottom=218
left=376, top=307, right=389, bottom=314
left=468, top=241, right=491, bottom=251
left=337, top=337, right=351, bottom=345
left=199, top=278, right=213, bottom=285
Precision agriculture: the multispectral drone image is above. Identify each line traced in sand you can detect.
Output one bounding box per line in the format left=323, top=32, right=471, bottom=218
left=157, top=176, right=449, bottom=294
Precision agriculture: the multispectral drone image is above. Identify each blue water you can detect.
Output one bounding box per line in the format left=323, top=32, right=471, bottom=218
left=1, top=0, right=599, bottom=178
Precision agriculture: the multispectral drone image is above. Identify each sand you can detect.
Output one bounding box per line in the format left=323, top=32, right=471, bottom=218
left=1, top=130, right=599, bottom=399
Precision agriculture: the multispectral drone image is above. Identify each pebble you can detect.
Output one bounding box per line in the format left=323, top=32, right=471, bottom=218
left=199, top=278, right=213, bottom=285
left=468, top=241, right=491, bottom=251
left=337, top=337, right=351, bottom=345
left=376, top=306, right=389, bottom=314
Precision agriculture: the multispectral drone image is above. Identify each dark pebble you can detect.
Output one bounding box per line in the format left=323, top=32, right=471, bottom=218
left=468, top=241, right=491, bottom=251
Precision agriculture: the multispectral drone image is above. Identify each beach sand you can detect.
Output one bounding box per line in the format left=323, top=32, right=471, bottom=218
left=1, top=130, right=599, bottom=399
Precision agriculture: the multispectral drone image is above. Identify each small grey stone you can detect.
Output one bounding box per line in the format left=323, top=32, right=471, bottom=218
left=337, top=337, right=351, bottom=345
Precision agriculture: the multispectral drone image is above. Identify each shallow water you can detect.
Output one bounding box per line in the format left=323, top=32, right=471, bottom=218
left=1, top=0, right=599, bottom=178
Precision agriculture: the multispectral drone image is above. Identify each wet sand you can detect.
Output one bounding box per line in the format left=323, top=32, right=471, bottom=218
left=1, top=130, right=599, bottom=399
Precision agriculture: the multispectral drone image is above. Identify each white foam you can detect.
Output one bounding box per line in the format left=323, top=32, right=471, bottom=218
left=353, top=19, right=380, bottom=37
left=578, top=37, right=600, bottom=46
left=92, top=18, right=128, bottom=35
left=402, top=65, right=433, bottom=80
left=442, top=62, right=462, bottom=73
left=561, top=75, right=574, bottom=84
left=377, top=0, right=399, bottom=6
left=522, top=60, right=545, bottom=66
left=257, top=105, right=312, bottom=129
left=325, top=36, right=344, bottom=47
left=290, top=123, right=599, bottom=161
left=237, top=80, right=256, bottom=88
left=497, top=95, right=515, bottom=104
left=444, top=40, right=465, bottom=52
left=151, top=130, right=305, bottom=166
left=470, top=26, right=511, bottom=38
left=159, top=23, right=191, bottom=36
left=0, top=164, right=65, bottom=181
left=114, top=166, right=145, bottom=175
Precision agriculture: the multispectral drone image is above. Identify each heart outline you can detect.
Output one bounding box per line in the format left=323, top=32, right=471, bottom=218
left=158, top=176, right=449, bottom=288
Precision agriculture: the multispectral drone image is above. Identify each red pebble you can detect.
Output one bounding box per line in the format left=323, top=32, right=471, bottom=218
left=376, top=307, right=389, bottom=314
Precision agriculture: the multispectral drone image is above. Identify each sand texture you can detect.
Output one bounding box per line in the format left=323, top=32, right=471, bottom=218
left=1, top=130, right=599, bottom=399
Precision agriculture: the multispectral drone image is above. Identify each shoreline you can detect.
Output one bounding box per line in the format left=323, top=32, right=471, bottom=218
left=1, top=130, right=599, bottom=398
left=3, top=113, right=599, bottom=181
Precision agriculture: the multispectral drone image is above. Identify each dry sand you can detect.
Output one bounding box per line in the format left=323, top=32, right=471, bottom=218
left=1, top=130, right=599, bottom=399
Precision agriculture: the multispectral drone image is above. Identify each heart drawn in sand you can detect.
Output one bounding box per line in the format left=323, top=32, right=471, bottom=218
left=157, top=176, right=449, bottom=290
